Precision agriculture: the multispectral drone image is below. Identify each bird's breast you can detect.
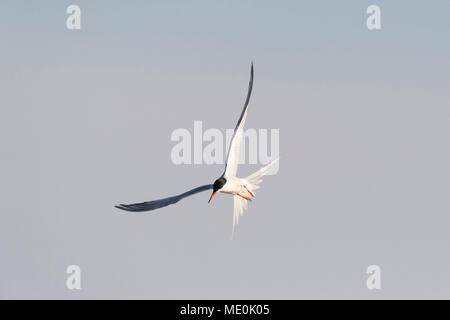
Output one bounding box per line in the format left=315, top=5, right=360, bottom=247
left=220, top=178, right=243, bottom=194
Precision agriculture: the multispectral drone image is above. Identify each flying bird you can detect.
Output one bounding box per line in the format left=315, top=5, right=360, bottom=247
left=115, top=63, right=278, bottom=236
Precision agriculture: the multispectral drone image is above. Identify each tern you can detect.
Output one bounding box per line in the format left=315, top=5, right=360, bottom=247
left=115, top=63, right=278, bottom=236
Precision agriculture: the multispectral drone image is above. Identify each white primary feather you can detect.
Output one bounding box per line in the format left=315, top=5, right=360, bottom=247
left=244, top=158, right=279, bottom=192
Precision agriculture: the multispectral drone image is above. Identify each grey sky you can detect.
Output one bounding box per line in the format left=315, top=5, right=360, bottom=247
left=1, top=1, right=450, bottom=299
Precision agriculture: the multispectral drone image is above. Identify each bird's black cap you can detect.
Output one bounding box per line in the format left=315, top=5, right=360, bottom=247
left=213, top=177, right=226, bottom=193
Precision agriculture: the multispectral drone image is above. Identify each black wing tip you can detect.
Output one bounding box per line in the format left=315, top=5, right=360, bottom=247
left=115, top=205, right=132, bottom=211
left=114, top=202, right=160, bottom=212
left=115, top=204, right=142, bottom=212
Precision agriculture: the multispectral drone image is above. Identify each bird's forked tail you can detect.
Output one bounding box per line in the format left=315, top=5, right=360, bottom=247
left=231, top=158, right=279, bottom=238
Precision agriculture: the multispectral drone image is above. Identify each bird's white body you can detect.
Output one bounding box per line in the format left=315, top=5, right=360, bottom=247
left=219, top=177, right=247, bottom=195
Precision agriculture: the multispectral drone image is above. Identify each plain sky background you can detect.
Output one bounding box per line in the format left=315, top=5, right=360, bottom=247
left=1, top=0, right=450, bottom=299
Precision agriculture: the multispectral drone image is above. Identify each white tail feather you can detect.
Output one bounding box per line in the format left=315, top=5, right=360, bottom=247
left=231, top=158, right=279, bottom=239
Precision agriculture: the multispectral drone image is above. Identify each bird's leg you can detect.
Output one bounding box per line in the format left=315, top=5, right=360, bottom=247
left=236, top=193, right=251, bottom=201
left=243, top=185, right=255, bottom=197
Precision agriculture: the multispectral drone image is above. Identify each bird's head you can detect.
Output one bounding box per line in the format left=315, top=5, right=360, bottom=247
left=208, top=177, right=227, bottom=203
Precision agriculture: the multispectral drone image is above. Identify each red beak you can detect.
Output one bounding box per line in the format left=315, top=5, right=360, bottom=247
left=208, top=192, right=216, bottom=203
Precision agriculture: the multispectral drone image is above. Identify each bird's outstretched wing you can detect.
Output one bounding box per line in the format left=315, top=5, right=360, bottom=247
left=223, top=63, right=254, bottom=178
left=115, top=184, right=213, bottom=212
